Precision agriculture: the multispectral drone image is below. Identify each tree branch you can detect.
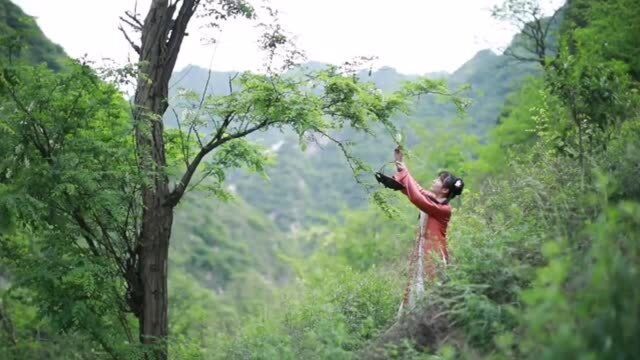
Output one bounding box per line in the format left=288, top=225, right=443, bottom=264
left=119, top=26, right=141, bottom=55
left=70, top=209, right=101, bottom=257
left=120, top=16, right=142, bottom=32
left=228, top=72, right=239, bottom=94
left=544, top=7, right=561, bottom=37
left=165, top=0, right=200, bottom=73
left=170, top=107, right=190, bottom=167
left=123, top=10, right=144, bottom=30
left=5, top=85, right=51, bottom=160
left=312, top=128, right=369, bottom=188
left=91, top=213, right=127, bottom=275
left=165, top=117, right=275, bottom=207
left=504, top=47, right=546, bottom=64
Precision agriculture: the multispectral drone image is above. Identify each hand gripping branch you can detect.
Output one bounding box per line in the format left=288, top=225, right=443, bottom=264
left=374, top=162, right=405, bottom=191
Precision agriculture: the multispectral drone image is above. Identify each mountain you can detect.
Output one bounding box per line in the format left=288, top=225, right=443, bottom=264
left=0, top=0, right=66, bottom=70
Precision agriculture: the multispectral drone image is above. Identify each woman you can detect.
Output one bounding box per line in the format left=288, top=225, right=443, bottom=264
left=392, top=147, right=464, bottom=313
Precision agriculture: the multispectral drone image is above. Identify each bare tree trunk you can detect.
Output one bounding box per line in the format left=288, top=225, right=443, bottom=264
left=137, top=196, right=173, bottom=357
left=121, top=1, right=256, bottom=357
left=129, top=1, right=199, bottom=358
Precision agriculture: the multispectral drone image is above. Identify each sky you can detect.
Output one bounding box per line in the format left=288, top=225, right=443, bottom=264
left=13, top=0, right=564, bottom=75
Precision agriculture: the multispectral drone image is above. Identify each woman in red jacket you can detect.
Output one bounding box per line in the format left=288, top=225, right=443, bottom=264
left=392, top=147, right=464, bottom=313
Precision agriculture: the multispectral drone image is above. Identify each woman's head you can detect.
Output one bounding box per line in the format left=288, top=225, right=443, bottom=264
left=431, top=171, right=464, bottom=202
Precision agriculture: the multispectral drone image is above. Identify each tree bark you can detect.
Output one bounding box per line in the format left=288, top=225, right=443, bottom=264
left=130, top=1, right=199, bottom=358
left=137, top=194, right=173, bottom=358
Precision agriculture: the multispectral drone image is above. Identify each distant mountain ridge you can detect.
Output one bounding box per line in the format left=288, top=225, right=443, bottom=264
left=171, top=45, right=538, bottom=130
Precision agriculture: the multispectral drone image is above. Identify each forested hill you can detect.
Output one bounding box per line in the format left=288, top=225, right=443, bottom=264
left=0, top=0, right=66, bottom=70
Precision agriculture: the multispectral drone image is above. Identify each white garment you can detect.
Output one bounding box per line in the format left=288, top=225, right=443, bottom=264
left=397, top=211, right=428, bottom=317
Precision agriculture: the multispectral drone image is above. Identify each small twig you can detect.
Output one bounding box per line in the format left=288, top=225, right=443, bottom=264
left=171, top=107, right=190, bottom=167
left=193, top=127, right=204, bottom=148
left=118, top=26, right=141, bottom=55
left=228, top=72, right=239, bottom=94
left=119, top=16, right=142, bottom=32
left=312, top=128, right=371, bottom=190
left=123, top=10, right=143, bottom=29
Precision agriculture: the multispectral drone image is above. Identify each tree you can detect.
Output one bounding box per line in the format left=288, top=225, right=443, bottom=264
left=492, top=0, right=563, bottom=67
left=492, top=0, right=637, bottom=177
left=0, top=59, right=141, bottom=359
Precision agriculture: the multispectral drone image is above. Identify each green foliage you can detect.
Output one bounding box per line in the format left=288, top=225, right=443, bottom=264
left=0, top=61, right=139, bottom=357
left=516, top=201, right=640, bottom=359
left=568, top=0, right=640, bottom=81
left=171, top=191, right=288, bottom=290
left=218, top=267, right=402, bottom=359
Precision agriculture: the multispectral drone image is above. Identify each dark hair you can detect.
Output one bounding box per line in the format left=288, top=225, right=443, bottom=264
left=438, top=171, right=464, bottom=202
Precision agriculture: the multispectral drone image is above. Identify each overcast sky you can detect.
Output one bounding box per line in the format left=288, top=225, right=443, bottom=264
left=14, top=0, right=564, bottom=75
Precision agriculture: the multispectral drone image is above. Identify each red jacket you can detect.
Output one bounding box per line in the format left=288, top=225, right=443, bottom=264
left=393, top=168, right=451, bottom=245
left=393, top=167, right=451, bottom=263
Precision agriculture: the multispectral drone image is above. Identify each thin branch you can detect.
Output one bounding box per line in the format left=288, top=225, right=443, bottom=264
left=165, top=0, right=200, bottom=72
left=544, top=7, right=561, bottom=37
left=199, top=65, right=214, bottom=108
left=118, top=26, right=141, bottom=55
left=191, top=63, right=215, bottom=150
left=312, top=128, right=367, bottom=188
left=211, top=112, right=235, bottom=145
left=70, top=209, right=101, bottom=257
left=6, top=86, right=50, bottom=160
left=228, top=72, right=239, bottom=94
left=91, top=213, right=127, bottom=275
left=169, top=66, right=193, bottom=90
left=503, top=47, right=545, bottom=64
left=192, top=127, right=204, bottom=149
left=121, top=186, right=139, bottom=255
left=122, top=10, right=143, bottom=30
left=119, top=16, right=142, bottom=32
left=206, top=112, right=221, bottom=134
left=170, top=107, right=190, bottom=167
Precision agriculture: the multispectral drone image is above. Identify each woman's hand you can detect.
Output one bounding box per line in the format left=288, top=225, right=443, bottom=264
left=394, top=146, right=405, bottom=171
left=394, top=146, right=404, bottom=162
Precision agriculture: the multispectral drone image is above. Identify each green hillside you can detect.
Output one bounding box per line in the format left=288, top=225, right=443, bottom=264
left=0, top=0, right=66, bottom=69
